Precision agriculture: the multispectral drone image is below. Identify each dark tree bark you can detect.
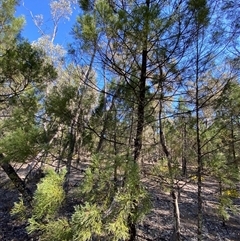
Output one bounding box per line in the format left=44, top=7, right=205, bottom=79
left=182, top=118, right=187, bottom=176
left=128, top=1, right=150, bottom=240
left=195, top=26, right=203, bottom=241
left=0, top=155, right=32, bottom=206
left=96, top=87, right=120, bottom=153
left=230, top=117, right=237, bottom=169
left=63, top=126, right=76, bottom=193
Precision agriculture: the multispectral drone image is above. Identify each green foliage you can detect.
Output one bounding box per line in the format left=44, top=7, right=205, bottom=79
left=0, top=88, right=43, bottom=163
left=152, top=161, right=169, bottom=176
left=151, top=158, right=181, bottom=181
left=74, top=13, right=98, bottom=45
left=45, top=84, right=77, bottom=124
left=209, top=149, right=240, bottom=222
left=95, top=0, right=114, bottom=21
left=188, top=0, right=210, bottom=26
left=80, top=155, right=115, bottom=204
left=77, top=155, right=151, bottom=240
left=26, top=168, right=67, bottom=240
left=0, top=39, right=56, bottom=164
left=79, top=0, right=92, bottom=11
left=0, top=0, right=25, bottom=53
left=34, top=218, right=72, bottom=241
left=208, top=153, right=226, bottom=177
left=0, top=126, right=41, bottom=163
left=106, top=212, right=129, bottom=241
left=6, top=0, right=240, bottom=240
left=0, top=41, right=57, bottom=86
left=11, top=170, right=68, bottom=240
left=223, top=189, right=239, bottom=198
left=21, top=155, right=150, bottom=241
left=218, top=193, right=239, bottom=222
left=71, top=203, right=103, bottom=241
left=11, top=197, right=27, bottom=221
left=30, top=168, right=66, bottom=220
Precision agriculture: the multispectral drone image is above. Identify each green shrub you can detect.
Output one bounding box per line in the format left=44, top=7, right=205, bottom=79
left=15, top=156, right=150, bottom=241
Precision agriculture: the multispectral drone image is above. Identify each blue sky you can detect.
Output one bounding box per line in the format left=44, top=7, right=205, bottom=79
left=15, top=1, right=104, bottom=89
left=15, top=0, right=80, bottom=46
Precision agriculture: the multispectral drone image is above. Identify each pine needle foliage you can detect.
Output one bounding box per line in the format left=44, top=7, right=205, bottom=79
left=75, top=155, right=151, bottom=240
left=36, top=218, right=72, bottom=241
left=0, top=88, right=43, bottom=163
left=218, top=193, right=239, bottom=222
left=18, top=156, right=150, bottom=241
left=11, top=197, right=27, bottom=221
left=31, top=168, right=66, bottom=220
left=208, top=151, right=240, bottom=222
left=71, top=202, right=103, bottom=241
left=26, top=168, right=66, bottom=236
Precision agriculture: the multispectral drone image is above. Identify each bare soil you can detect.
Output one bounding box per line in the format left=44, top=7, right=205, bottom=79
left=0, top=163, right=239, bottom=241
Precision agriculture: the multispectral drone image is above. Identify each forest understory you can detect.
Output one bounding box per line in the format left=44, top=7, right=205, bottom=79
left=1, top=0, right=240, bottom=240
left=0, top=161, right=239, bottom=241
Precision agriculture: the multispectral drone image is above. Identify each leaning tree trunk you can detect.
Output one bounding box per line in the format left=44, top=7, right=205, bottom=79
left=159, top=96, right=181, bottom=241
left=0, top=155, right=32, bottom=206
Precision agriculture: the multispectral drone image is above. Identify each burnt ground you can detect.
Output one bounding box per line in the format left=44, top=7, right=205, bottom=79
left=0, top=163, right=239, bottom=241
left=138, top=174, right=240, bottom=241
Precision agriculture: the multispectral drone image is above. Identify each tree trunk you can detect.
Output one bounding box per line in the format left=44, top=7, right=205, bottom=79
left=113, top=104, right=118, bottom=192
left=159, top=126, right=181, bottom=241
left=171, top=190, right=181, bottom=241
left=182, top=120, right=187, bottom=176
left=128, top=1, right=150, bottom=239
left=64, top=127, right=76, bottom=193
left=195, top=26, right=203, bottom=241
left=159, top=83, right=181, bottom=241
left=219, top=180, right=226, bottom=226
left=96, top=87, right=120, bottom=153
left=0, top=156, right=32, bottom=206
left=230, top=117, right=237, bottom=169
left=128, top=218, right=137, bottom=241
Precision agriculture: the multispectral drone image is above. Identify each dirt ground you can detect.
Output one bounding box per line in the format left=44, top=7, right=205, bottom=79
left=0, top=163, right=239, bottom=241
left=138, top=174, right=240, bottom=241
